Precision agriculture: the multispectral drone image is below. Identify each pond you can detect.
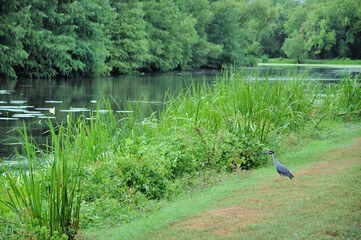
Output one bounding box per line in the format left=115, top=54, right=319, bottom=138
left=0, top=65, right=360, bottom=160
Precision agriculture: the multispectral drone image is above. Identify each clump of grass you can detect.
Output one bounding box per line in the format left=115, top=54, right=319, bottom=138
left=1, top=120, right=82, bottom=239
left=337, top=75, right=361, bottom=115
left=318, top=74, right=361, bottom=120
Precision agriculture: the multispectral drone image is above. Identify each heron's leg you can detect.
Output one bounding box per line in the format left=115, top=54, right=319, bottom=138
left=274, top=175, right=283, bottom=182
left=274, top=175, right=280, bottom=182
left=280, top=176, right=286, bottom=183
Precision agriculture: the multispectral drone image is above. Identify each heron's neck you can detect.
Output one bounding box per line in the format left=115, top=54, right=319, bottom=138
left=272, top=154, right=278, bottom=164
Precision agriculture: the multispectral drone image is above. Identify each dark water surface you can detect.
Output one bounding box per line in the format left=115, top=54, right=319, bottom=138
left=0, top=65, right=360, bottom=160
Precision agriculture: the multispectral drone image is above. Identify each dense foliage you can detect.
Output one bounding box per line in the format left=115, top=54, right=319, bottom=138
left=1, top=0, right=360, bottom=79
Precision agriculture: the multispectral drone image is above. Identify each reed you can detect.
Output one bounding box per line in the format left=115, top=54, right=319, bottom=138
left=317, top=74, right=361, bottom=119
left=75, top=102, right=120, bottom=162
left=1, top=120, right=82, bottom=239
left=156, top=70, right=318, bottom=146
left=338, top=75, right=361, bottom=114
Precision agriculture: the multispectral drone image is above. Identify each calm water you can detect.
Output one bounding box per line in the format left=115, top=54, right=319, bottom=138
left=0, top=65, right=360, bottom=160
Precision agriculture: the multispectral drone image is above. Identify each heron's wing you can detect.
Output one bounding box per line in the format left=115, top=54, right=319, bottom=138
left=276, top=164, right=294, bottom=179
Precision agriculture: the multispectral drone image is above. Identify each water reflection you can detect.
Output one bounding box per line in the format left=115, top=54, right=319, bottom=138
left=0, top=66, right=360, bottom=160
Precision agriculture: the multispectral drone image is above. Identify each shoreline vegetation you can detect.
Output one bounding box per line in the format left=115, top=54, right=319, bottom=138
left=260, top=58, right=361, bottom=67
left=1, top=70, right=361, bottom=239
left=259, top=63, right=361, bottom=68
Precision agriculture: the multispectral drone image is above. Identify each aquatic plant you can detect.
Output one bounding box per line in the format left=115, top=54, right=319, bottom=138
left=1, top=120, right=83, bottom=239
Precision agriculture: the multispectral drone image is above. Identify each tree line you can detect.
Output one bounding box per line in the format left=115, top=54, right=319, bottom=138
left=0, top=0, right=360, bottom=79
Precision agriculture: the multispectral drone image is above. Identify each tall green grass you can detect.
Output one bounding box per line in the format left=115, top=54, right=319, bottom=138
left=318, top=74, right=361, bottom=119
left=1, top=121, right=82, bottom=239
left=338, top=75, right=361, bottom=114
left=158, top=70, right=318, bottom=145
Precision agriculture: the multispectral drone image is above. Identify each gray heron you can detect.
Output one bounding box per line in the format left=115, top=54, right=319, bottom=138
left=265, top=150, right=294, bottom=179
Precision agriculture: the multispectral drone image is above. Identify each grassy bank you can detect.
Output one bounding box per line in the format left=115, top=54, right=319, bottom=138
left=84, top=123, right=361, bottom=239
left=1, top=71, right=360, bottom=239
left=262, top=58, right=361, bottom=67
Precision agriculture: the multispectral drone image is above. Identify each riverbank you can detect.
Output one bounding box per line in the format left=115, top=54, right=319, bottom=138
left=83, top=122, right=361, bottom=239
left=260, top=58, right=361, bottom=68
left=258, top=62, right=361, bottom=69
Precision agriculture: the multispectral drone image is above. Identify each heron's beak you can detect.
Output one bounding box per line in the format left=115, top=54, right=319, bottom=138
left=264, top=152, right=268, bottom=154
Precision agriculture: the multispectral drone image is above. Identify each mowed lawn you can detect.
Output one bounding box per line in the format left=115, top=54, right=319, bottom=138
left=84, top=128, right=361, bottom=240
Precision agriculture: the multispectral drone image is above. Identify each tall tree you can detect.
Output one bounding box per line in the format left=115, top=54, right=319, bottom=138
left=143, top=0, right=197, bottom=71
left=303, top=2, right=337, bottom=58
left=2, top=0, right=113, bottom=79
left=0, top=0, right=30, bottom=78
left=206, top=0, right=246, bottom=67
left=24, top=0, right=113, bottom=78
left=281, top=0, right=361, bottom=59
left=106, top=0, right=150, bottom=74
left=334, top=0, right=361, bottom=59
left=282, top=33, right=306, bottom=62
left=175, top=0, right=222, bottom=68
left=243, top=0, right=273, bottom=56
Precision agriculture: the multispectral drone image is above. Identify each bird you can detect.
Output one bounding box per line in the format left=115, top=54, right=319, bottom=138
left=264, top=150, right=294, bottom=179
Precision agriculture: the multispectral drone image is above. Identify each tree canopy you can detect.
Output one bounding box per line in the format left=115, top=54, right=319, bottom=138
left=0, top=0, right=360, bottom=79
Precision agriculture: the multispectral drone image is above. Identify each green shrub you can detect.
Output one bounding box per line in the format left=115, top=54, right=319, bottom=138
left=117, top=155, right=168, bottom=199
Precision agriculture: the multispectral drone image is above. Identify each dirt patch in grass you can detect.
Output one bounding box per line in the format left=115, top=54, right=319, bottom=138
left=169, top=137, right=361, bottom=237
left=297, top=159, right=357, bottom=177
left=176, top=207, right=262, bottom=235
left=298, top=137, right=361, bottom=177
